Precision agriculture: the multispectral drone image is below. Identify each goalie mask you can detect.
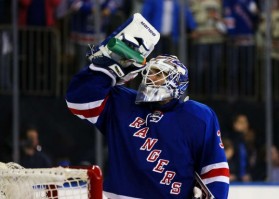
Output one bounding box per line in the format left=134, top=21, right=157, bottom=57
left=135, top=55, right=189, bottom=103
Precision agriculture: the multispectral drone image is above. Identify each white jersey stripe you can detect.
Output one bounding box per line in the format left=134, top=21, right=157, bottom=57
left=76, top=115, right=98, bottom=124
left=201, top=162, right=229, bottom=175
left=66, top=99, right=104, bottom=110
left=103, top=191, right=142, bottom=199
left=202, top=176, right=230, bottom=185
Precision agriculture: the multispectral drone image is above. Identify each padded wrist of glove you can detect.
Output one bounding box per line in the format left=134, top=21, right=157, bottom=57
left=89, top=55, right=124, bottom=86
left=88, top=43, right=146, bottom=86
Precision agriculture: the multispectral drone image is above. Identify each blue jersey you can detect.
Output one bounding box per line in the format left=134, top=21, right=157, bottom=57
left=223, top=0, right=258, bottom=36
left=66, top=65, right=230, bottom=199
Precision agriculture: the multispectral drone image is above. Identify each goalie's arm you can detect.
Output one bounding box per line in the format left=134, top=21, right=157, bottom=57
left=197, top=109, right=230, bottom=199
left=66, top=33, right=148, bottom=128
left=65, top=65, right=114, bottom=128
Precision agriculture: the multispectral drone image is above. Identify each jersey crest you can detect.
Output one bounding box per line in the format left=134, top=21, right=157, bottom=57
left=147, top=110, right=164, bottom=123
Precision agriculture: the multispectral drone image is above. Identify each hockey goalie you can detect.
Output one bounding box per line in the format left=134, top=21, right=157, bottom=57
left=66, top=13, right=230, bottom=199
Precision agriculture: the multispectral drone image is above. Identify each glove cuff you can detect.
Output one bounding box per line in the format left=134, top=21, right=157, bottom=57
left=89, top=63, right=117, bottom=86
left=90, top=54, right=130, bottom=86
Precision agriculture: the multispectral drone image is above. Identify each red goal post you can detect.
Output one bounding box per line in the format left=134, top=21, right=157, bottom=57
left=0, top=162, right=103, bottom=199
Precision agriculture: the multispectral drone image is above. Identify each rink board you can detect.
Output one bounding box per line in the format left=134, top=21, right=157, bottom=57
left=27, top=183, right=279, bottom=199
left=229, top=184, right=279, bottom=199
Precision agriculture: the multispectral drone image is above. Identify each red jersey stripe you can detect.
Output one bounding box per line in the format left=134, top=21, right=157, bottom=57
left=68, top=96, right=109, bottom=118
left=200, top=168, right=230, bottom=180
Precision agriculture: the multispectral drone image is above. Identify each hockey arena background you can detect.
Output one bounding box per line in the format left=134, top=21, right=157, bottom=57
left=0, top=0, right=279, bottom=198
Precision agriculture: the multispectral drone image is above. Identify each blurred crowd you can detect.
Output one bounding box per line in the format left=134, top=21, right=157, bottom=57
left=1, top=0, right=279, bottom=96
left=0, top=0, right=278, bottom=97
left=222, top=113, right=278, bottom=182
left=0, top=0, right=279, bottom=183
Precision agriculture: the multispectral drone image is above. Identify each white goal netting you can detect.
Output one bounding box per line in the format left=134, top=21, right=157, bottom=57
left=0, top=162, right=103, bottom=199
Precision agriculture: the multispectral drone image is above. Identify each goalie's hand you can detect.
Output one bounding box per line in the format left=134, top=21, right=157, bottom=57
left=87, top=26, right=149, bottom=83
left=88, top=45, right=145, bottom=85
left=192, top=186, right=203, bottom=199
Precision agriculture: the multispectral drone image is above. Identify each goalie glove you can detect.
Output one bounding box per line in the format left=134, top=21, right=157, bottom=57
left=87, top=13, right=160, bottom=85
left=88, top=13, right=160, bottom=59
left=89, top=44, right=144, bottom=86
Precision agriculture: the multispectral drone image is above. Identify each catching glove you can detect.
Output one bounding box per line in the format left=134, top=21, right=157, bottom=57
left=87, top=13, right=160, bottom=85
left=88, top=41, right=145, bottom=85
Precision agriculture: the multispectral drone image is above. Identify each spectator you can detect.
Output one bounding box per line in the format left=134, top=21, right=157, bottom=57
left=234, top=114, right=258, bottom=165
left=190, top=0, right=226, bottom=95
left=223, top=0, right=259, bottom=98
left=17, top=0, right=61, bottom=92
left=18, top=0, right=61, bottom=27
left=252, top=144, right=279, bottom=182
left=20, top=126, right=52, bottom=168
left=69, top=0, right=123, bottom=71
left=141, top=0, right=197, bottom=56
left=0, top=0, right=12, bottom=90
left=271, top=145, right=279, bottom=182
left=224, top=113, right=252, bottom=182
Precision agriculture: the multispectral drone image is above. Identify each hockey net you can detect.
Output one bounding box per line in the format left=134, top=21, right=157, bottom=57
left=0, top=162, right=103, bottom=199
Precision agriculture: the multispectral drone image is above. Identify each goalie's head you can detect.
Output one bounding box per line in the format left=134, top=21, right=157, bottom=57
left=135, top=55, right=189, bottom=103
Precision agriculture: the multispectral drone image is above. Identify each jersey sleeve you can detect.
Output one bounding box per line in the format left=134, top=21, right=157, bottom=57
left=65, top=64, right=113, bottom=131
left=198, top=109, right=230, bottom=199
